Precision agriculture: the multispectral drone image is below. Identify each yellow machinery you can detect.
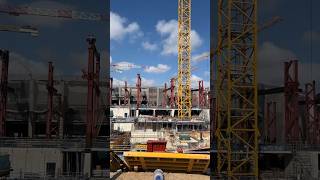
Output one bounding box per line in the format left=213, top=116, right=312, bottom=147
left=215, top=0, right=259, bottom=179
left=124, top=152, right=209, bottom=174
left=177, top=0, right=192, bottom=119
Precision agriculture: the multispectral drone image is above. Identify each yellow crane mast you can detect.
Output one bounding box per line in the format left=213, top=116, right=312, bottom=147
left=177, top=0, right=192, bottom=119
left=215, top=0, right=259, bottom=179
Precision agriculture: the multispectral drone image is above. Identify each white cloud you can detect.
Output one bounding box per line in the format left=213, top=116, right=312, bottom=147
left=110, top=56, right=113, bottom=63
left=131, top=77, right=155, bottom=87
left=156, top=19, right=202, bottom=55
left=258, top=41, right=320, bottom=88
left=142, top=41, right=158, bottom=51
left=2, top=52, right=49, bottom=78
left=112, top=78, right=126, bottom=87
left=303, top=30, right=320, bottom=42
left=258, top=41, right=296, bottom=86
left=192, top=51, right=209, bottom=62
left=70, top=49, right=109, bottom=74
left=144, top=64, right=170, bottom=73
left=110, top=12, right=142, bottom=41
left=191, top=74, right=209, bottom=88
left=112, top=61, right=141, bottom=72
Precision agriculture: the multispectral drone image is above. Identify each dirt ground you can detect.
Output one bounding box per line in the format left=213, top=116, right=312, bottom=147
left=115, top=172, right=210, bottom=180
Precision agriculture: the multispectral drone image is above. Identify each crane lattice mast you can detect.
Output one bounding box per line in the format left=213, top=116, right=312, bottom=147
left=177, top=0, right=192, bottom=119
left=216, top=0, right=259, bottom=179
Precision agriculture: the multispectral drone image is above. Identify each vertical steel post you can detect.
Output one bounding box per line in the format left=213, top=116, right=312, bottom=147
left=46, top=62, right=54, bottom=138
left=0, top=50, right=8, bottom=137
left=284, top=60, right=300, bottom=143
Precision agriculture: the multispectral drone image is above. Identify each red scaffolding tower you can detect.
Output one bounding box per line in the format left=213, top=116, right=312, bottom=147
left=284, top=60, right=301, bottom=143
left=136, top=74, right=141, bottom=109
left=170, top=78, right=175, bottom=108
left=82, top=36, right=100, bottom=147
left=265, top=101, right=277, bottom=143
left=46, top=62, right=57, bottom=138
left=305, top=81, right=318, bottom=144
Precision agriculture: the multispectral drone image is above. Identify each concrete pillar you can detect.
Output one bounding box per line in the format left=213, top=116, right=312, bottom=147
left=153, top=109, right=156, bottom=117
left=83, top=152, right=91, bottom=178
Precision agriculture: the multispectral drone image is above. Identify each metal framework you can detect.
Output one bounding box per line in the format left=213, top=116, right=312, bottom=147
left=177, top=0, right=192, bottom=119
left=198, top=80, right=206, bottom=108
left=284, top=60, right=300, bottom=143
left=0, top=50, right=8, bottom=137
left=215, top=0, right=259, bottom=178
left=305, top=81, right=318, bottom=144
left=124, top=81, right=129, bottom=106
left=170, top=78, right=175, bottom=108
left=82, top=37, right=100, bottom=147
left=136, top=74, right=142, bottom=109
left=110, top=78, right=113, bottom=105
left=265, top=101, right=277, bottom=143
left=46, top=62, right=57, bottom=138
left=162, top=83, right=168, bottom=108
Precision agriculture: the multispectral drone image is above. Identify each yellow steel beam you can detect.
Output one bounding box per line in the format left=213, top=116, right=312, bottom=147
left=216, top=0, right=259, bottom=179
left=124, top=152, right=209, bottom=174
left=177, top=0, right=192, bottom=119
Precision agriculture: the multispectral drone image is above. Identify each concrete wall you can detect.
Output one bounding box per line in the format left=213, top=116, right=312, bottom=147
left=113, top=122, right=133, bottom=132
left=111, top=107, right=130, bottom=118
left=0, top=148, right=62, bottom=178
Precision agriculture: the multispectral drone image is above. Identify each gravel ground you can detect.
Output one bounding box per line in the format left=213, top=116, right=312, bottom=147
left=115, top=172, right=210, bottom=180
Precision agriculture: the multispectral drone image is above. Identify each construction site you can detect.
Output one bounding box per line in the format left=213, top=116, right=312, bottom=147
left=0, top=0, right=319, bottom=180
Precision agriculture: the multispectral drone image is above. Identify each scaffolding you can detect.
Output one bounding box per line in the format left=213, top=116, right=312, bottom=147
left=215, top=0, right=259, bottom=179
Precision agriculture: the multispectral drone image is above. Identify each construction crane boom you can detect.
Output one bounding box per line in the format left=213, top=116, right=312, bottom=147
left=0, top=4, right=108, bottom=21
left=0, top=24, right=38, bottom=36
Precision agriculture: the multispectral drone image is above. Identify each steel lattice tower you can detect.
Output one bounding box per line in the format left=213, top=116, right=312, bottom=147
left=177, top=0, right=192, bottom=119
left=215, top=0, right=259, bottom=179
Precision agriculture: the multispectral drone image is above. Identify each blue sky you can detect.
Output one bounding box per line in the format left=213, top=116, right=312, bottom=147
left=110, top=0, right=210, bottom=88
left=0, top=0, right=108, bottom=77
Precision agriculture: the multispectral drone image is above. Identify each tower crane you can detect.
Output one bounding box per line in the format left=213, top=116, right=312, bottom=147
left=177, top=0, right=192, bottom=119
left=0, top=4, right=107, bottom=21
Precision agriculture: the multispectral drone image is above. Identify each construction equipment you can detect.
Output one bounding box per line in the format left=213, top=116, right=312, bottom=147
left=215, top=0, right=259, bottom=179
left=124, top=151, right=210, bottom=174
left=0, top=24, right=38, bottom=36
left=177, top=0, right=192, bottom=119
left=0, top=4, right=107, bottom=21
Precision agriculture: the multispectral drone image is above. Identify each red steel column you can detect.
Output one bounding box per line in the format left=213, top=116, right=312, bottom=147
left=136, top=74, right=141, bottom=109
left=124, top=81, right=129, bottom=106
left=305, top=81, right=316, bottom=144
left=110, top=78, right=113, bottom=105
left=93, top=53, right=100, bottom=137
left=46, top=62, right=55, bottom=138
left=170, top=78, right=175, bottom=108
left=266, top=101, right=277, bottom=143
left=0, top=50, right=9, bottom=137
left=162, top=83, right=167, bottom=108
left=84, top=37, right=95, bottom=147
left=284, top=60, right=300, bottom=143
